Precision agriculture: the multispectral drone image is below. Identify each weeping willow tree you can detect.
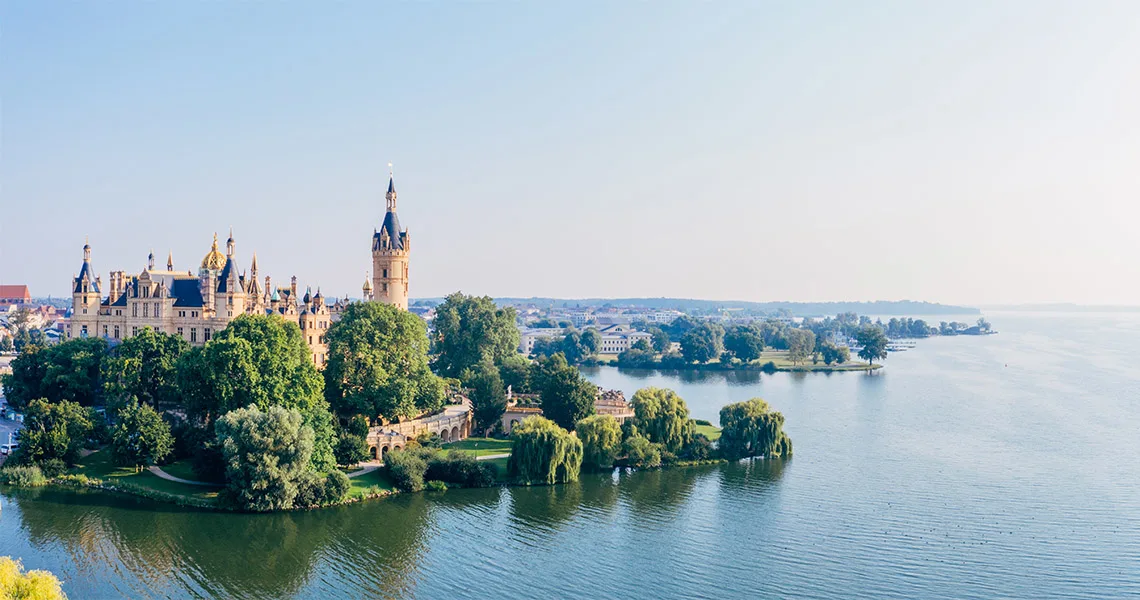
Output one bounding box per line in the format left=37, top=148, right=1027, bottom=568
left=630, top=387, right=695, bottom=455
left=508, top=416, right=583, bottom=484
left=576, top=414, right=622, bottom=469
left=718, top=398, right=793, bottom=460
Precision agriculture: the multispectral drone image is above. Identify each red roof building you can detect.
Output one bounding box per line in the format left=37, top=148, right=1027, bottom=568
left=0, top=285, right=31, bottom=306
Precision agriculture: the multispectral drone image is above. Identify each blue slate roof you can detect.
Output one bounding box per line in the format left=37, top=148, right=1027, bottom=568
left=171, top=278, right=205, bottom=307
left=374, top=210, right=405, bottom=250
left=216, top=257, right=237, bottom=293
left=73, top=261, right=100, bottom=293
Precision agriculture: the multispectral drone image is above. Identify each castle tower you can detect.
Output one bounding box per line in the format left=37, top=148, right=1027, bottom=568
left=371, top=168, right=410, bottom=310
left=69, top=240, right=103, bottom=339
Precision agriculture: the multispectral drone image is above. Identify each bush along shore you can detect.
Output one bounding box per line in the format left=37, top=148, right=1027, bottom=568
left=1, top=386, right=794, bottom=512
left=0, top=294, right=802, bottom=513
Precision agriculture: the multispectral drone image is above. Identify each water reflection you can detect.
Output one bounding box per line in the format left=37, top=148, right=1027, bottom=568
left=6, top=486, right=437, bottom=599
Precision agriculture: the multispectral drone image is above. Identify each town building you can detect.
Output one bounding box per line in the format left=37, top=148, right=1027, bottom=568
left=0, top=285, right=31, bottom=309
left=596, top=324, right=654, bottom=355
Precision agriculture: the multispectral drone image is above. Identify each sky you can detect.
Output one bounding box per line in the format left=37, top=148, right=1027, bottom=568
left=2, top=1, right=1138, bottom=306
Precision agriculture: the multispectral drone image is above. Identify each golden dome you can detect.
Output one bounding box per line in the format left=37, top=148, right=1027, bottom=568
left=201, top=233, right=226, bottom=271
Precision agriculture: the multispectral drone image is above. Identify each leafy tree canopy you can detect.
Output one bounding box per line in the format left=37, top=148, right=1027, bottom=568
left=680, top=324, right=724, bottom=364
left=576, top=414, right=622, bottom=469
left=507, top=416, right=583, bottom=484
left=102, top=327, right=188, bottom=410
left=532, top=353, right=596, bottom=430
left=630, top=387, right=695, bottom=455
left=2, top=338, right=107, bottom=410
left=180, top=315, right=335, bottom=471
left=723, top=325, right=764, bottom=363
left=856, top=326, right=889, bottom=365
left=215, top=405, right=315, bottom=512
left=465, top=360, right=507, bottom=436
left=323, top=302, right=444, bottom=422
left=110, top=400, right=174, bottom=469
left=432, top=292, right=519, bottom=377
left=718, top=398, right=792, bottom=460
left=12, top=399, right=98, bottom=466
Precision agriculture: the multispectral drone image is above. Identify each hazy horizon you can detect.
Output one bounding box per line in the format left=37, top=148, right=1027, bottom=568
left=3, top=2, right=1137, bottom=305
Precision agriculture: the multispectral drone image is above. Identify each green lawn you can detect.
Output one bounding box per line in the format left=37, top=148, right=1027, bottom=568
left=158, top=459, right=223, bottom=484
left=347, top=468, right=396, bottom=498
left=695, top=423, right=722, bottom=441
left=71, top=450, right=222, bottom=501
left=442, top=437, right=513, bottom=457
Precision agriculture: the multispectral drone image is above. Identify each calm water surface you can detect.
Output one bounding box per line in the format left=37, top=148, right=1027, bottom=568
left=2, top=312, right=1139, bottom=599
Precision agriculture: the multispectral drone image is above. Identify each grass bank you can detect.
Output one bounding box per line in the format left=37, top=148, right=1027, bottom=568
left=442, top=437, right=513, bottom=457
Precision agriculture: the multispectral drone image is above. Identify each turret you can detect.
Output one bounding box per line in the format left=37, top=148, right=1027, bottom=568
left=147, top=250, right=155, bottom=271
left=167, top=250, right=174, bottom=271
left=69, top=240, right=102, bottom=339
left=371, top=165, right=410, bottom=310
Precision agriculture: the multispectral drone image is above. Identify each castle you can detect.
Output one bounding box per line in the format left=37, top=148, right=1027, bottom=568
left=66, top=174, right=411, bottom=367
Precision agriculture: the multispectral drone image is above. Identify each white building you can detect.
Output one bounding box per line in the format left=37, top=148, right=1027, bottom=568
left=518, top=327, right=566, bottom=355
left=596, top=324, right=653, bottom=355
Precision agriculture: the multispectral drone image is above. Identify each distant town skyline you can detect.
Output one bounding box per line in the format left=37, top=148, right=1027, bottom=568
left=3, top=2, right=1138, bottom=305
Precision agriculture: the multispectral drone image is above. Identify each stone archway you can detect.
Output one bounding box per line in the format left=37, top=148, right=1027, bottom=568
left=451, top=426, right=460, bottom=441
left=380, top=446, right=389, bottom=460
left=440, top=428, right=450, bottom=443
left=369, top=446, right=378, bottom=460
left=509, top=419, right=520, bottom=433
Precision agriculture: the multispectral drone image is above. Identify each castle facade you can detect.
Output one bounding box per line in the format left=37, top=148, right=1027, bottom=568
left=66, top=175, right=411, bottom=367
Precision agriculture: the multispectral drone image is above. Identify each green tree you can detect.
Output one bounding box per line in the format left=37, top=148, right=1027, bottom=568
left=680, top=323, right=724, bottom=364
left=786, top=329, right=816, bottom=365
left=110, top=400, right=174, bottom=470
left=334, top=431, right=370, bottom=467
left=820, top=343, right=851, bottom=365
left=507, top=416, right=583, bottom=484
left=177, top=315, right=335, bottom=472
left=647, top=326, right=671, bottom=353
left=466, top=360, right=507, bottom=436
left=723, top=325, right=764, bottom=363
left=629, top=387, right=695, bottom=455
left=215, top=405, right=315, bottom=512
left=0, top=335, right=14, bottom=353
left=432, top=293, right=520, bottom=377
left=102, top=327, right=189, bottom=410
left=0, top=557, right=67, bottom=600
left=575, top=414, right=622, bottom=469
left=856, top=326, right=889, bottom=365
left=532, top=353, right=596, bottom=430
left=323, top=302, right=444, bottom=422
left=497, top=353, right=532, bottom=394
left=621, top=432, right=662, bottom=468
left=718, top=398, right=793, bottom=459
left=177, top=338, right=259, bottom=425
left=1, top=338, right=107, bottom=410
left=580, top=328, right=602, bottom=356
left=12, top=399, right=97, bottom=465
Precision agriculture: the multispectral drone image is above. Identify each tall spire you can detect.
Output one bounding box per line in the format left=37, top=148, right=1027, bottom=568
left=226, top=227, right=235, bottom=257
left=167, top=250, right=174, bottom=271
left=83, top=238, right=91, bottom=262
left=148, top=250, right=155, bottom=271
left=386, top=162, right=397, bottom=211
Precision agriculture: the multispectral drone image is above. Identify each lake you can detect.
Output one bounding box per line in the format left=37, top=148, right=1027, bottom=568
left=3, top=312, right=1139, bottom=598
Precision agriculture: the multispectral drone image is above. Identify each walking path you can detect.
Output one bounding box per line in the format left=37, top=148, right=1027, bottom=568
left=148, top=466, right=219, bottom=487
left=475, top=453, right=510, bottom=461
left=346, top=461, right=382, bottom=478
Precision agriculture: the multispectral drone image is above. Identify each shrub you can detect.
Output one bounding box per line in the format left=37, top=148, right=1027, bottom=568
left=760, top=361, right=778, bottom=373
left=425, top=480, right=448, bottom=492
left=334, top=433, right=369, bottom=467
left=39, top=458, right=67, bottom=478
left=385, top=448, right=428, bottom=492
left=324, top=470, right=351, bottom=503
left=694, top=419, right=712, bottom=427
left=576, top=414, right=622, bottom=470
left=0, top=466, right=48, bottom=487
left=425, top=451, right=495, bottom=488
left=621, top=434, right=661, bottom=468
left=414, top=431, right=443, bottom=449
left=681, top=434, right=713, bottom=461
left=191, top=443, right=226, bottom=483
